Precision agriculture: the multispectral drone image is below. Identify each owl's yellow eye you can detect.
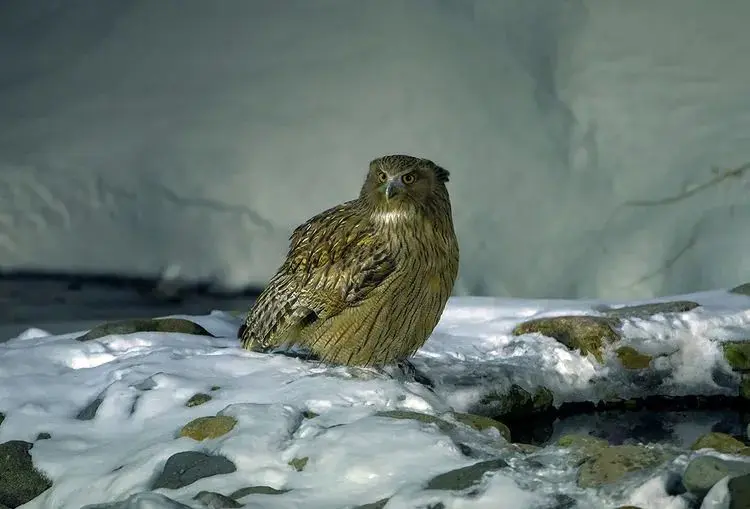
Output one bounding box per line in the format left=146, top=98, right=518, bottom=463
left=401, top=172, right=416, bottom=185
left=377, top=171, right=388, bottom=183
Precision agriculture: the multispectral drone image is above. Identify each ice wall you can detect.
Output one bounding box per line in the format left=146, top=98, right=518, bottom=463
left=1, top=0, right=749, bottom=299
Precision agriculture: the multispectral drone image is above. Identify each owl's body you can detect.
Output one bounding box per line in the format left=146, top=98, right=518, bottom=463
left=239, top=155, right=458, bottom=367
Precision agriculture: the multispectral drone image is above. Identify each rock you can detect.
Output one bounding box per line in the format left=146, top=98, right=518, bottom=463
left=722, top=342, right=750, bottom=372
left=288, top=457, right=309, bottom=471
left=375, top=410, right=451, bottom=431
left=741, top=375, right=750, bottom=400
left=557, top=434, right=609, bottom=458
left=576, top=445, right=671, bottom=488
left=600, top=301, right=700, bottom=318
left=449, top=412, right=511, bottom=442
left=350, top=499, right=390, bottom=509
left=193, top=491, right=242, bottom=508
left=512, top=316, right=620, bottom=363
left=690, top=432, right=750, bottom=456
left=229, top=486, right=290, bottom=499
left=616, top=346, right=653, bottom=370
left=210, top=385, right=221, bottom=391
left=151, top=451, right=236, bottom=490
left=179, top=416, right=237, bottom=441
left=34, top=433, right=51, bottom=441
left=728, top=473, right=750, bottom=509
left=185, top=393, right=212, bottom=407
left=425, top=458, right=508, bottom=492
left=0, top=440, right=52, bottom=508
left=729, top=283, right=750, bottom=296
left=81, top=492, right=193, bottom=508
left=0, top=413, right=4, bottom=427
left=77, top=318, right=214, bottom=342
left=302, top=410, right=319, bottom=419
left=473, top=384, right=554, bottom=419
left=682, top=455, right=750, bottom=499
left=76, top=395, right=104, bottom=420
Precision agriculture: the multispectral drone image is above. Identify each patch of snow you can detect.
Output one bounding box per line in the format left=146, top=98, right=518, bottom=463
left=1, top=289, right=749, bottom=508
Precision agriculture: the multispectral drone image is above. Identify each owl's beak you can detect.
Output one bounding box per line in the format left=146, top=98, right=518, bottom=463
left=384, top=179, right=403, bottom=201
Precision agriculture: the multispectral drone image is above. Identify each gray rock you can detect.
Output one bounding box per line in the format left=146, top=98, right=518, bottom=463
left=0, top=412, right=4, bottom=427
left=682, top=455, right=750, bottom=498
left=77, top=318, right=213, bottom=342
left=599, top=300, right=700, bottom=318
left=349, top=499, right=390, bottom=509
left=193, top=491, right=242, bottom=508
left=81, top=492, right=193, bottom=508
left=0, top=440, right=52, bottom=508
left=728, top=473, right=750, bottom=509
left=76, top=395, right=104, bottom=420
left=151, top=451, right=236, bottom=490
left=34, top=433, right=51, bottom=441
left=425, top=458, right=508, bottom=492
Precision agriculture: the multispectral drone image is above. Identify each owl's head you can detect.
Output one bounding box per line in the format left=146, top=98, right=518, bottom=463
left=360, top=155, right=451, bottom=214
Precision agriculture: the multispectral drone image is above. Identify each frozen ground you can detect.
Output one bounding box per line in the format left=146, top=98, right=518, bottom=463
left=2, top=288, right=750, bottom=508
left=2, top=1, right=750, bottom=300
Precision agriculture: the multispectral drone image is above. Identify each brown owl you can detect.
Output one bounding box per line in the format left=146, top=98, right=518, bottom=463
left=238, top=154, right=459, bottom=367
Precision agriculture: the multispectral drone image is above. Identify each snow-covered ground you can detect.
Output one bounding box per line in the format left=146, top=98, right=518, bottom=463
left=2, top=288, right=750, bottom=508
left=2, top=1, right=750, bottom=300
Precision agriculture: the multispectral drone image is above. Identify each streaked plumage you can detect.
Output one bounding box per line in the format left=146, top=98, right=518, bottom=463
left=238, top=154, right=459, bottom=367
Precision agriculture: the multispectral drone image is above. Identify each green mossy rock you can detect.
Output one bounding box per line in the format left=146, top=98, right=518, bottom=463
left=512, top=316, right=620, bottom=363
left=185, top=393, right=212, bottom=407
left=475, top=384, right=554, bottom=418
left=601, top=301, right=699, bottom=318
left=425, top=458, right=508, bottom=491
left=616, top=346, right=653, bottom=370
left=729, top=283, right=750, bottom=296
left=576, top=444, right=671, bottom=488
left=449, top=412, right=511, bottom=442
left=0, top=441, right=52, bottom=508
left=229, top=486, right=290, bottom=499
left=179, top=415, right=237, bottom=441
left=77, top=318, right=214, bottom=342
left=288, top=457, right=309, bottom=471
left=722, top=342, right=750, bottom=372
left=690, top=432, right=750, bottom=456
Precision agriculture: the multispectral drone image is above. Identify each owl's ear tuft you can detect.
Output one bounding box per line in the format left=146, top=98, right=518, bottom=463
left=427, top=162, right=450, bottom=183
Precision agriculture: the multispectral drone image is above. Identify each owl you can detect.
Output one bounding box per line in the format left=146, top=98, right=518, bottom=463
left=238, top=154, right=459, bottom=367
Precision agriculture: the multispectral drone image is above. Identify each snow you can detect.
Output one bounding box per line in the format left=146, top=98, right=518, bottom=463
left=2, top=289, right=749, bottom=508
left=2, top=1, right=750, bottom=300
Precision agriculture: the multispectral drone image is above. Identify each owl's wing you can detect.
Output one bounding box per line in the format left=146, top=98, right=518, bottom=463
left=240, top=202, right=396, bottom=350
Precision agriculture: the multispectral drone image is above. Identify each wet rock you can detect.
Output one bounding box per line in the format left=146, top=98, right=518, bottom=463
left=375, top=410, right=453, bottom=432
left=425, top=458, right=508, bottom=492
left=302, top=410, right=319, bottom=419
left=576, top=445, right=672, bottom=488
left=741, top=375, right=750, bottom=400
left=185, top=393, right=212, bottom=407
left=179, top=415, right=237, bottom=441
left=512, top=316, right=620, bottom=363
left=616, top=346, right=653, bottom=370
left=151, top=451, right=236, bottom=490
left=288, top=457, right=309, bottom=471
left=473, top=384, right=554, bottom=419
left=0, top=413, right=4, bottom=427
left=350, top=499, right=390, bottom=509
left=682, top=455, right=750, bottom=499
left=729, top=283, right=750, bottom=296
left=81, top=492, right=193, bottom=508
left=0, top=440, right=52, bottom=508
left=450, top=412, right=511, bottom=442
left=600, top=301, right=700, bottom=318
left=722, top=342, right=750, bottom=372
left=193, top=491, right=242, bottom=508
left=557, top=434, right=609, bottom=460
left=77, top=318, right=214, bottom=342
left=728, top=473, right=750, bottom=509
left=690, top=432, right=750, bottom=456
left=229, top=486, right=290, bottom=499
left=210, top=385, right=221, bottom=391
left=76, top=395, right=104, bottom=420
left=34, top=433, right=51, bottom=441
